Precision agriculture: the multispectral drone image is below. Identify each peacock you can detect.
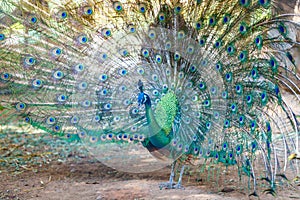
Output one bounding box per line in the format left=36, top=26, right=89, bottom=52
left=0, top=0, right=300, bottom=196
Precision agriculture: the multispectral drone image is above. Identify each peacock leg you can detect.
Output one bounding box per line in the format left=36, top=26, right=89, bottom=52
left=173, top=165, right=185, bottom=189
left=159, top=161, right=176, bottom=189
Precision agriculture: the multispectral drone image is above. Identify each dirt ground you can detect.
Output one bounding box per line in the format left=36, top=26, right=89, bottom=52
left=0, top=158, right=299, bottom=200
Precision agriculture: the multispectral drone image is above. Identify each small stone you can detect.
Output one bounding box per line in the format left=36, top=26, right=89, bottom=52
left=221, top=187, right=235, bottom=193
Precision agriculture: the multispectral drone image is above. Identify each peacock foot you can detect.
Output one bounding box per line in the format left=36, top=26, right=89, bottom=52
left=173, top=183, right=185, bottom=189
left=159, top=181, right=175, bottom=190
left=159, top=182, right=184, bottom=190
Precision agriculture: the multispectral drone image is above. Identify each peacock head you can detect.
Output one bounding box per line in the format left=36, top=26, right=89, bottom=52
left=137, top=80, right=151, bottom=107
left=138, top=92, right=151, bottom=107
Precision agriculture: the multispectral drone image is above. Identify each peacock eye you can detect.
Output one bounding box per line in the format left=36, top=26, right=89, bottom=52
left=215, top=40, right=222, bottom=48
left=137, top=67, right=144, bottom=75
left=142, top=49, right=149, bottom=57
left=214, top=112, right=219, bottom=119
left=222, top=91, right=228, bottom=99
left=24, top=56, right=36, bottom=66
left=224, top=119, right=230, bottom=128
left=231, top=103, right=237, bottom=112
left=255, top=36, right=262, bottom=45
left=152, top=74, right=158, bottom=81
left=259, top=0, right=271, bottom=8
left=174, top=52, right=181, bottom=61
left=29, top=16, right=38, bottom=24
left=71, top=116, right=79, bottom=124
left=100, top=89, right=108, bottom=96
left=25, top=116, right=31, bottom=123
left=132, top=108, right=139, bottom=114
left=90, top=136, right=98, bottom=143
left=162, top=84, right=168, bottom=91
left=53, top=70, right=64, bottom=80
left=251, top=68, right=258, bottom=78
left=246, top=95, right=252, bottom=103
left=51, top=47, right=62, bottom=58
left=99, top=74, right=108, bottom=82
left=210, top=87, right=217, bottom=94
left=236, top=145, right=242, bottom=153
left=199, top=82, right=206, bottom=90
left=178, top=72, right=184, bottom=79
left=113, top=1, right=123, bottom=12
left=225, top=72, right=232, bottom=82
left=138, top=135, right=144, bottom=141
left=209, top=16, right=216, bottom=26
left=206, top=122, right=211, bottom=129
left=16, top=102, right=26, bottom=111
left=57, top=10, right=68, bottom=20
left=165, top=41, right=172, bottom=49
left=32, top=79, right=43, bottom=88
left=177, top=143, right=183, bottom=151
left=236, top=84, right=242, bottom=94
left=114, top=116, right=121, bottom=122
left=251, top=142, right=257, bottom=150
left=74, top=64, right=85, bottom=73
left=177, top=30, right=185, bottom=39
left=269, top=57, right=278, bottom=71
left=205, top=99, right=212, bottom=106
left=78, top=131, right=86, bottom=138
left=261, top=92, right=267, bottom=101
left=250, top=121, right=256, bottom=129
left=104, top=103, right=112, bottom=110
left=148, top=29, right=156, bottom=39
left=223, top=15, right=230, bottom=24
left=1, top=73, right=11, bottom=81
left=82, top=100, right=91, bottom=107
left=226, top=44, right=235, bottom=55
left=192, top=95, right=198, bottom=101
left=61, top=11, right=68, bottom=18
left=158, top=12, right=165, bottom=21
left=215, top=62, right=222, bottom=71
left=187, top=45, right=195, bottom=54
left=94, top=115, right=101, bottom=122
left=239, top=0, right=250, bottom=7
left=155, top=54, right=162, bottom=63
left=128, top=24, right=136, bottom=33
left=57, top=94, right=67, bottom=102
left=119, top=68, right=127, bottom=76
left=189, top=65, right=196, bottom=72
left=199, top=37, right=206, bottom=46
left=98, top=52, right=108, bottom=62
left=78, top=81, right=88, bottom=90
left=77, top=34, right=88, bottom=44
left=195, top=21, right=202, bottom=30
left=239, top=115, right=245, bottom=123
left=119, top=49, right=129, bottom=57
left=174, top=4, right=182, bottom=14
left=100, top=134, right=106, bottom=141
left=46, top=116, right=56, bottom=125
left=239, top=23, right=247, bottom=34
left=119, top=85, right=127, bottom=92
left=152, top=90, right=159, bottom=96
left=83, top=6, right=93, bottom=15
left=54, top=125, right=61, bottom=132
left=0, top=33, right=5, bottom=41
left=102, top=28, right=112, bottom=38
left=138, top=4, right=146, bottom=13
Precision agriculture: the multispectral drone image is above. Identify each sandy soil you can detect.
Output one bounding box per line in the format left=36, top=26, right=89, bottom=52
left=0, top=158, right=299, bottom=200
